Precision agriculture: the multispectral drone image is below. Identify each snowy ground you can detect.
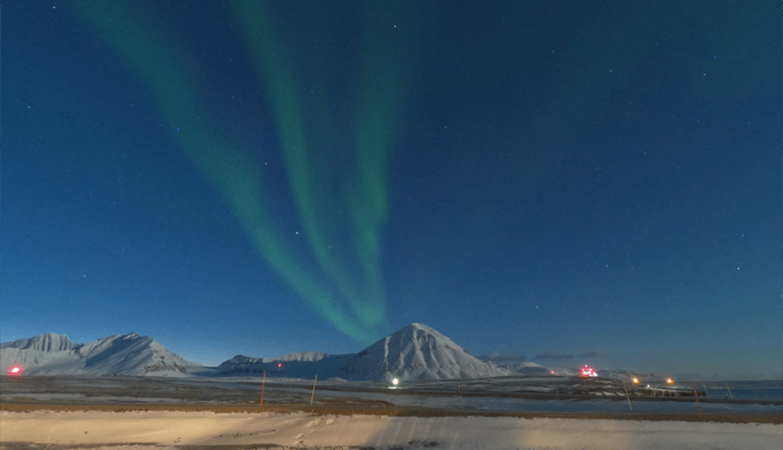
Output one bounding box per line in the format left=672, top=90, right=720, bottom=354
left=1, top=409, right=781, bottom=450
left=2, top=376, right=780, bottom=449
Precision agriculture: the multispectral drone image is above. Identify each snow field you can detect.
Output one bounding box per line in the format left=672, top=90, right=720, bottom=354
left=1, top=410, right=780, bottom=450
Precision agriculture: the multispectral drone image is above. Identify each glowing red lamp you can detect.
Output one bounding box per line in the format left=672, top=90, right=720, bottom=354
left=7, top=365, right=24, bottom=377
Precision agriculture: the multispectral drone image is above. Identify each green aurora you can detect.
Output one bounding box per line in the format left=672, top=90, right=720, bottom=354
left=73, top=1, right=425, bottom=343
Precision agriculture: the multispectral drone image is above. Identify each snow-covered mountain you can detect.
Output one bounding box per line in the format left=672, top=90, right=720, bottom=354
left=336, top=323, right=511, bottom=382
left=0, top=332, right=199, bottom=377
left=478, top=353, right=553, bottom=375
left=8, top=324, right=623, bottom=382
left=505, top=361, right=552, bottom=375
left=478, top=352, right=528, bottom=367
left=0, top=333, right=75, bottom=353
left=215, top=352, right=354, bottom=379
left=215, top=324, right=511, bottom=382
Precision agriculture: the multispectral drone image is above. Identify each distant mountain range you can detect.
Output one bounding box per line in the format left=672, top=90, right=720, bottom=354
left=0, top=332, right=199, bottom=377
left=218, top=323, right=513, bottom=382
left=0, top=323, right=554, bottom=381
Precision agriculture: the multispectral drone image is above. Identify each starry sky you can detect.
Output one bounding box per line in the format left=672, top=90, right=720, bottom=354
left=3, top=1, right=780, bottom=379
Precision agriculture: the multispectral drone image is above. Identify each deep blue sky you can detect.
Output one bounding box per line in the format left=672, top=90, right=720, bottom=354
left=3, top=1, right=780, bottom=379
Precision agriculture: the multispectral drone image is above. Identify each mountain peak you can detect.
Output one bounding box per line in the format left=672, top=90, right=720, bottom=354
left=404, top=323, right=435, bottom=332
left=386, top=323, right=460, bottom=350
left=0, top=333, right=74, bottom=352
left=1, top=332, right=192, bottom=376
left=391, top=323, right=443, bottom=337
left=338, top=323, right=509, bottom=382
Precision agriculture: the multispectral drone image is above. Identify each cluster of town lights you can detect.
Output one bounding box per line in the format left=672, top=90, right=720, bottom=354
left=631, top=376, right=675, bottom=385
left=579, top=365, right=598, bottom=377
left=576, top=367, right=676, bottom=386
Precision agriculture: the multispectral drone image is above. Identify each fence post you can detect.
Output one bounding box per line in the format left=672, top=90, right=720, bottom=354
left=259, top=370, right=266, bottom=408
left=622, top=381, right=633, bottom=411
left=310, top=375, right=318, bottom=406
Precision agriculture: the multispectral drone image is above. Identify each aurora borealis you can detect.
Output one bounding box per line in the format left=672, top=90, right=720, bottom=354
left=3, top=1, right=780, bottom=379
left=67, top=0, right=428, bottom=343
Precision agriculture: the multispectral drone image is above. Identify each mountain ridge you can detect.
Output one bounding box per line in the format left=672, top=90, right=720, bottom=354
left=1, top=332, right=197, bottom=377
left=3, top=324, right=525, bottom=381
left=334, top=323, right=510, bottom=382
left=0, top=333, right=75, bottom=353
left=212, top=323, right=511, bottom=382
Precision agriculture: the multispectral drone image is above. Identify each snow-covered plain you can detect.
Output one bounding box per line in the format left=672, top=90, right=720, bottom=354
left=2, top=410, right=780, bottom=450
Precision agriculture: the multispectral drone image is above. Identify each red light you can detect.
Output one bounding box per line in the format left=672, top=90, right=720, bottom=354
left=277, top=363, right=283, bottom=368
left=550, top=370, right=555, bottom=375
left=7, top=365, right=24, bottom=377
left=579, top=365, right=598, bottom=377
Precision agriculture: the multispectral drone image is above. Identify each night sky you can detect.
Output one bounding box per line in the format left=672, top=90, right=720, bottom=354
left=4, top=1, right=780, bottom=379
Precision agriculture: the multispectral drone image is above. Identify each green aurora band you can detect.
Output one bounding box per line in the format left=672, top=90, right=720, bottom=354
left=73, top=1, right=423, bottom=343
